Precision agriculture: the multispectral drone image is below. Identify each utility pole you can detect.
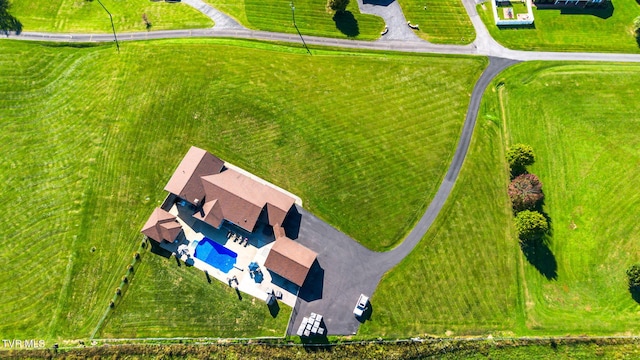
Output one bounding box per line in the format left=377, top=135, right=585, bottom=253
left=96, top=0, right=120, bottom=53
left=290, top=1, right=311, bottom=55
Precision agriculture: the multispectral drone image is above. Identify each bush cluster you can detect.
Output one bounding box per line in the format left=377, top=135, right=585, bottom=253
left=506, top=144, right=548, bottom=242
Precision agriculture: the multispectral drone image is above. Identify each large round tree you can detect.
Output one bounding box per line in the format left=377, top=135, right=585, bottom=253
left=508, top=173, right=544, bottom=212
left=514, top=210, right=548, bottom=242
left=506, top=144, right=535, bottom=176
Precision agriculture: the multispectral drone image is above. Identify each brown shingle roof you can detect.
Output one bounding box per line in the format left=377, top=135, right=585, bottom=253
left=192, top=199, right=224, bottom=229
left=200, top=169, right=295, bottom=232
left=264, top=237, right=317, bottom=287
left=141, top=208, right=182, bottom=243
left=164, top=146, right=224, bottom=205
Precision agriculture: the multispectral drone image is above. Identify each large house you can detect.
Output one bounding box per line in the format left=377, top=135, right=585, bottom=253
left=141, top=146, right=317, bottom=290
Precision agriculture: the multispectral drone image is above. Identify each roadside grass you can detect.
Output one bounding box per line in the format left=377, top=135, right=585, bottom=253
left=0, top=39, right=484, bottom=341
left=203, top=0, right=385, bottom=39
left=9, top=0, right=213, bottom=33
left=360, top=61, right=640, bottom=338
left=359, top=90, right=520, bottom=337
left=498, top=62, right=640, bottom=334
left=439, top=342, right=640, bottom=359
left=399, top=0, right=475, bottom=44
left=477, top=0, right=640, bottom=53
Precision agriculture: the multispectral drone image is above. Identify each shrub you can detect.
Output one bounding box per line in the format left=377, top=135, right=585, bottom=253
left=514, top=210, right=548, bottom=242
left=506, top=144, right=535, bottom=176
left=327, top=0, right=349, bottom=13
left=508, top=173, right=544, bottom=212
left=627, top=264, right=640, bottom=289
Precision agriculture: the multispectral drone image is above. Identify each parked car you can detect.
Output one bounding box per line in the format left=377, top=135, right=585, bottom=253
left=353, top=294, right=369, bottom=317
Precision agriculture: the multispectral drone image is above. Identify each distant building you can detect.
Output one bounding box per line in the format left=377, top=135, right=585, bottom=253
left=534, top=0, right=608, bottom=6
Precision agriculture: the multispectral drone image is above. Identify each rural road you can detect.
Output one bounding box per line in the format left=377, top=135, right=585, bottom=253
left=4, top=0, right=640, bottom=336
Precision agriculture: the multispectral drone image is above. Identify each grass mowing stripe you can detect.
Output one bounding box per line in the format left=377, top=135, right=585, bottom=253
left=0, top=39, right=484, bottom=339
left=9, top=0, right=213, bottom=33
left=204, top=0, right=384, bottom=40
left=477, top=0, right=640, bottom=53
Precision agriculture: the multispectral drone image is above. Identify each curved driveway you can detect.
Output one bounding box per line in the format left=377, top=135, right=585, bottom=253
left=4, top=0, right=640, bottom=336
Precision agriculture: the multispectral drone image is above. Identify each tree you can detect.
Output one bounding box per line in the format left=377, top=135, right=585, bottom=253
left=508, top=173, right=544, bottom=212
left=327, top=0, right=349, bottom=13
left=514, top=210, right=548, bottom=242
left=506, top=144, right=535, bottom=176
left=627, top=264, right=640, bottom=289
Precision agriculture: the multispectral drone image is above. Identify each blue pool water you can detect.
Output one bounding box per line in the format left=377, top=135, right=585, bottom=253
left=194, top=237, right=238, bottom=273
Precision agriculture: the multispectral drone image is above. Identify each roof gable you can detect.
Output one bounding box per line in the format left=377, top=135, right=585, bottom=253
left=164, top=146, right=224, bottom=204
left=264, top=237, right=317, bottom=287
left=141, top=208, right=182, bottom=243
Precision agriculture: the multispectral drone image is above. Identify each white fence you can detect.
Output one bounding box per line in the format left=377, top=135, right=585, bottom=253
left=492, top=0, right=535, bottom=25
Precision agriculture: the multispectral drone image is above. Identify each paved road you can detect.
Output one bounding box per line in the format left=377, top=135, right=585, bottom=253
left=288, top=57, right=518, bottom=336
left=182, top=0, right=243, bottom=30
left=4, top=0, right=640, bottom=336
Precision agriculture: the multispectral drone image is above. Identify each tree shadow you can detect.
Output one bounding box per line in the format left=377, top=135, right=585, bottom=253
left=520, top=237, right=557, bottom=280
left=630, top=287, right=640, bottom=304
left=636, top=28, right=640, bottom=48
left=536, top=2, right=614, bottom=19
left=0, top=0, right=23, bottom=35
left=333, top=11, right=359, bottom=37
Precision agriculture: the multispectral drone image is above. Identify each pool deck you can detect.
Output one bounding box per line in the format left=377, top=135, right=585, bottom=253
left=167, top=203, right=298, bottom=307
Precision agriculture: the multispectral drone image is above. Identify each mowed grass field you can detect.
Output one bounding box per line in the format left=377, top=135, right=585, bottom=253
left=9, top=0, right=213, bottom=33
left=477, top=0, right=640, bottom=53
left=361, top=61, right=640, bottom=338
left=498, top=62, right=640, bottom=334
left=0, top=39, right=485, bottom=341
left=399, top=0, right=475, bottom=44
left=359, top=87, right=520, bottom=337
left=204, top=0, right=385, bottom=40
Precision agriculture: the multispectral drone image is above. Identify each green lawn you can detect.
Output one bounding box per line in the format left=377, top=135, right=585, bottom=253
left=9, top=0, right=213, bottom=33
left=477, top=0, right=640, bottom=53
left=499, top=62, right=640, bottom=334
left=203, top=0, right=385, bottom=40
left=0, top=39, right=485, bottom=341
left=98, top=247, right=290, bottom=338
left=399, top=0, right=475, bottom=44
left=361, top=61, right=640, bottom=337
left=359, top=87, right=520, bottom=338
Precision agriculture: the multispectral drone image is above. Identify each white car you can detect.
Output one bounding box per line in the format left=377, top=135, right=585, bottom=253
left=353, top=294, right=369, bottom=317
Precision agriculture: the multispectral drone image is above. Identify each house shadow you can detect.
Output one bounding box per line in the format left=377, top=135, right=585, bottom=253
left=283, top=205, right=302, bottom=240
left=333, top=11, right=359, bottom=37
left=0, top=0, right=22, bottom=35
left=149, top=239, right=173, bottom=258
left=536, top=2, right=614, bottom=19
left=362, top=0, right=394, bottom=6
left=298, top=260, right=325, bottom=302
left=497, top=23, right=536, bottom=30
